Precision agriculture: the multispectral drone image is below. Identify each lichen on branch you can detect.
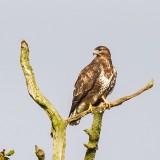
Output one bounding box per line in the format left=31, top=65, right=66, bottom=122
left=84, top=112, right=104, bottom=160
left=20, top=41, right=62, bottom=125
left=20, top=41, right=67, bottom=160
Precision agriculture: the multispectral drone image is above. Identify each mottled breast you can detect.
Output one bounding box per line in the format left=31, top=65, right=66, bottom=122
left=98, top=66, right=113, bottom=96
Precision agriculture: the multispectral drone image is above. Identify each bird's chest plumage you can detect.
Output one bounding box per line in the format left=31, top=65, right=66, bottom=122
left=97, top=70, right=112, bottom=96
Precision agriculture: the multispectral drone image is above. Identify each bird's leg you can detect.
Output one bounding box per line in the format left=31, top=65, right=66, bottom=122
left=102, top=95, right=111, bottom=110
left=88, top=103, right=93, bottom=112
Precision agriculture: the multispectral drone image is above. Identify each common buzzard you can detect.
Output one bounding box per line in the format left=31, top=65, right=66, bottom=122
left=69, top=46, right=117, bottom=125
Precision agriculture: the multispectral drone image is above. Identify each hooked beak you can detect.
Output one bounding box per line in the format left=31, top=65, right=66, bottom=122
left=93, top=49, right=101, bottom=55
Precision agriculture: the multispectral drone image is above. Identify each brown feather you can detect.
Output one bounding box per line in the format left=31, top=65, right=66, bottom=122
left=69, top=61, right=101, bottom=117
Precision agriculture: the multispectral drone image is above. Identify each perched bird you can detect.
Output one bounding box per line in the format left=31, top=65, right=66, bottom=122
left=69, top=46, right=117, bottom=125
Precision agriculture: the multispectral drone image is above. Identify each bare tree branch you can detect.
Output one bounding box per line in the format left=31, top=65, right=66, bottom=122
left=20, top=40, right=62, bottom=124
left=20, top=41, right=67, bottom=160
left=66, top=79, right=154, bottom=124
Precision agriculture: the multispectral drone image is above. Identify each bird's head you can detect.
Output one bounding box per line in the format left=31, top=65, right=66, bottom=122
left=93, top=46, right=111, bottom=57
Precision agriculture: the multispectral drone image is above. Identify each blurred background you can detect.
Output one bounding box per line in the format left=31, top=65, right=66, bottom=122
left=0, top=0, right=159, bottom=159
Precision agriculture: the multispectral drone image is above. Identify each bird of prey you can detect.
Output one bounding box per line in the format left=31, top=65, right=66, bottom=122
left=69, top=46, right=117, bottom=125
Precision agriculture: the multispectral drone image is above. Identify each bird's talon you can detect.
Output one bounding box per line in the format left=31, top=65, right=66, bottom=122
left=88, top=103, right=93, bottom=112
left=102, top=96, right=111, bottom=110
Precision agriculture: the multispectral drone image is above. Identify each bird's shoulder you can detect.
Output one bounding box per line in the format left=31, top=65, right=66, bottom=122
left=73, top=60, right=102, bottom=96
left=75, top=60, right=102, bottom=86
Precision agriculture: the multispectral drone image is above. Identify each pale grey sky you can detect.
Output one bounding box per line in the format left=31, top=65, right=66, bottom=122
left=0, top=0, right=159, bottom=160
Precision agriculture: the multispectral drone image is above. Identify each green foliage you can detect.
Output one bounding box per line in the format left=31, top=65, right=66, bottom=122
left=0, top=149, right=14, bottom=160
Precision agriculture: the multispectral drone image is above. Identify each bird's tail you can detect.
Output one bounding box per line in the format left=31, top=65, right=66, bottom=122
left=69, top=119, right=81, bottom=126
left=68, top=109, right=81, bottom=126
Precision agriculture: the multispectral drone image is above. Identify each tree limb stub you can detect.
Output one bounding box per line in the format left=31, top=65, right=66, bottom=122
left=35, top=145, right=45, bottom=160
left=66, top=79, right=154, bottom=124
